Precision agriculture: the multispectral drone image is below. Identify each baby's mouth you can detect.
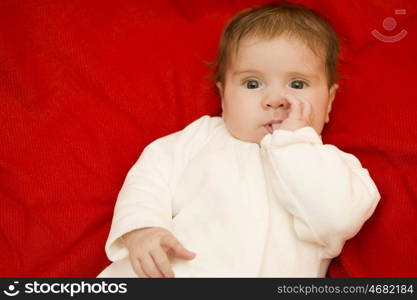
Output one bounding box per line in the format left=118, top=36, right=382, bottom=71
left=264, top=124, right=273, bottom=134
left=264, top=120, right=282, bottom=134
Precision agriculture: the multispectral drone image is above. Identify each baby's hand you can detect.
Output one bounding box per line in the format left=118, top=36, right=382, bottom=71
left=122, top=227, right=196, bottom=278
left=274, top=94, right=314, bottom=132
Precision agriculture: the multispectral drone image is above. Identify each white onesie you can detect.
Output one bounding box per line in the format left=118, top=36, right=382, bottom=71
left=97, top=115, right=380, bottom=277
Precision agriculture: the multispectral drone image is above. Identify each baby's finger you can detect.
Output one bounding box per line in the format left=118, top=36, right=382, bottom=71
left=284, top=94, right=303, bottom=119
left=130, top=256, right=147, bottom=278
left=150, top=248, right=175, bottom=278
left=139, top=253, right=164, bottom=278
left=161, top=234, right=196, bottom=260
left=297, top=97, right=313, bottom=121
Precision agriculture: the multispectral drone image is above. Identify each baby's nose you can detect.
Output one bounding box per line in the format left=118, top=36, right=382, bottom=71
left=264, top=95, right=289, bottom=109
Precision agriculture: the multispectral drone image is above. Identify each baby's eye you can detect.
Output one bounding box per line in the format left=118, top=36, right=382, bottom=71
left=289, top=80, right=308, bottom=89
left=244, top=80, right=261, bottom=89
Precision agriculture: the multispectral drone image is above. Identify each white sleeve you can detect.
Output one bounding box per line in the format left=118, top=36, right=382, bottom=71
left=260, top=126, right=381, bottom=258
left=104, top=115, right=220, bottom=262
left=104, top=141, right=174, bottom=261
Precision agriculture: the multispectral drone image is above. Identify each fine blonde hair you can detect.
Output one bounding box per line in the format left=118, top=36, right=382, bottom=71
left=208, top=1, right=340, bottom=89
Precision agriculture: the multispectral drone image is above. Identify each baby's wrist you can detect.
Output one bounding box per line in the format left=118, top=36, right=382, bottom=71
left=121, top=227, right=150, bottom=247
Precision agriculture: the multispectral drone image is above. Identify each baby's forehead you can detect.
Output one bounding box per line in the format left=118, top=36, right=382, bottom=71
left=227, top=36, right=326, bottom=72
left=231, top=35, right=326, bottom=59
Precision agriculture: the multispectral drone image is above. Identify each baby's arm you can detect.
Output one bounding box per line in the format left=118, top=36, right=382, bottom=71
left=260, top=127, right=380, bottom=258
left=105, top=142, right=174, bottom=262
left=105, top=117, right=215, bottom=276
left=261, top=93, right=380, bottom=257
left=105, top=142, right=196, bottom=277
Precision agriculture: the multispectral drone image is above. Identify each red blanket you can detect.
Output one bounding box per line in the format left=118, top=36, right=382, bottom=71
left=1, top=0, right=416, bottom=277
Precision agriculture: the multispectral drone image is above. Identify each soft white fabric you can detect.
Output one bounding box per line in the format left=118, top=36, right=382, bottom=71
left=97, top=115, right=380, bottom=277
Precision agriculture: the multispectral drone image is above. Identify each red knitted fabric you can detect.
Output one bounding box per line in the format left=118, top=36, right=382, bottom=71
left=1, top=0, right=416, bottom=277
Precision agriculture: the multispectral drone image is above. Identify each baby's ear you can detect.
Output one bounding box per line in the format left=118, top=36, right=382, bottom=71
left=216, top=82, right=225, bottom=111
left=325, top=84, right=339, bottom=123
left=216, top=82, right=224, bottom=98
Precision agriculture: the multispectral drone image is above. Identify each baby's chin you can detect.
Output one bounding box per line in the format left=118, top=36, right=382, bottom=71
left=249, top=127, right=276, bottom=145
left=224, top=123, right=269, bottom=145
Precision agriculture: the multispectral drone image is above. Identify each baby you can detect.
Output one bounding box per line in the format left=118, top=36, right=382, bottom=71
left=98, top=2, right=380, bottom=278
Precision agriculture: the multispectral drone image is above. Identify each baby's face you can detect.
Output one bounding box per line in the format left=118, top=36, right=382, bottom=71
left=217, top=36, right=338, bottom=144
